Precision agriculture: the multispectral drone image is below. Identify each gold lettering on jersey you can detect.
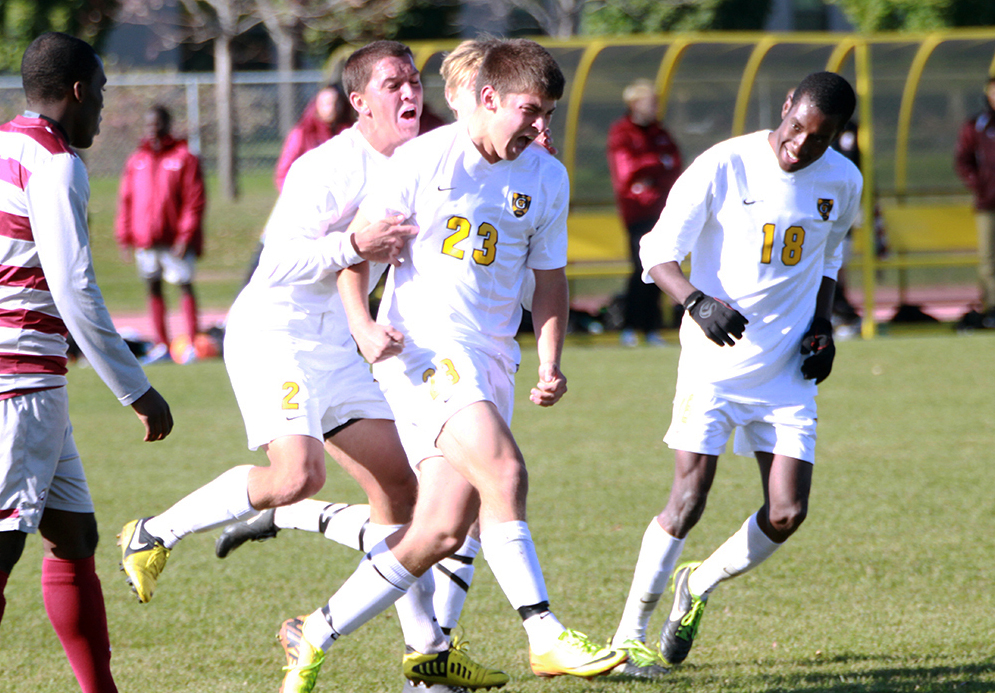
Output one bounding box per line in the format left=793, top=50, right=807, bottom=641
left=511, top=193, right=531, bottom=218
left=817, top=198, right=834, bottom=221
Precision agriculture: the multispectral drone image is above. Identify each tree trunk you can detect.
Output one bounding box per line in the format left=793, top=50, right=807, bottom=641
left=215, top=33, right=238, bottom=201
left=276, top=30, right=295, bottom=138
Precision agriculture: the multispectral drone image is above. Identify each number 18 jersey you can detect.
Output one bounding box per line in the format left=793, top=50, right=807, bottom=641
left=360, top=123, right=569, bottom=364
left=640, top=130, right=863, bottom=404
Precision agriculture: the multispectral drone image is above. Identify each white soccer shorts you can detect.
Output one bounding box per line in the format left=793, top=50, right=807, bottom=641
left=663, top=390, right=818, bottom=463
left=135, top=247, right=197, bottom=284
left=372, top=341, right=517, bottom=468
left=0, top=387, right=93, bottom=533
left=224, top=311, right=392, bottom=451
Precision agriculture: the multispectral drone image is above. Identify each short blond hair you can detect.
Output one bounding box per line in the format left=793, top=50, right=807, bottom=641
left=440, top=38, right=497, bottom=103
left=622, top=78, right=655, bottom=107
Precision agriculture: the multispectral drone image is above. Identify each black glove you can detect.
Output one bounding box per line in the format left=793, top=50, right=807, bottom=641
left=800, top=317, right=835, bottom=384
left=683, top=290, right=748, bottom=346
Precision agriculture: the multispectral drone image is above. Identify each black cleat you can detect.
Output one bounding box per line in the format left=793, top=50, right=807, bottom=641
left=215, top=508, right=279, bottom=558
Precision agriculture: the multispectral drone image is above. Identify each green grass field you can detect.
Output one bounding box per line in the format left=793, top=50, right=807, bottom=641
left=0, top=335, right=993, bottom=692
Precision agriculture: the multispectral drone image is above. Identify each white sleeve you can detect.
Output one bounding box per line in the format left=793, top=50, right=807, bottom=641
left=526, top=165, right=569, bottom=270
left=254, top=170, right=363, bottom=286
left=822, top=175, right=864, bottom=279
left=28, top=156, right=150, bottom=406
left=639, top=156, right=715, bottom=282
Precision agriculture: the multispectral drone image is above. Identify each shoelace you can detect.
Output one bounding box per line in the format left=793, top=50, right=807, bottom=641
left=283, top=649, right=325, bottom=676
left=561, top=629, right=602, bottom=655
left=618, top=639, right=661, bottom=667
left=677, top=598, right=706, bottom=639
left=450, top=632, right=472, bottom=654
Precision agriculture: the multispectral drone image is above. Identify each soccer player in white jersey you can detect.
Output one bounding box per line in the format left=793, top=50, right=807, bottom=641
left=213, top=39, right=554, bottom=658
left=277, top=39, right=627, bottom=693
left=0, top=32, right=173, bottom=693
left=214, top=40, right=499, bottom=646
left=610, top=72, right=862, bottom=676
left=117, top=40, right=507, bottom=691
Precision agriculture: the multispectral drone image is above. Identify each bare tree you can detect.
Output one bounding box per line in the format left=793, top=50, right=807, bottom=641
left=461, top=0, right=586, bottom=39
left=255, top=0, right=413, bottom=136
left=116, top=0, right=413, bottom=198
left=116, top=0, right=261, bottom=200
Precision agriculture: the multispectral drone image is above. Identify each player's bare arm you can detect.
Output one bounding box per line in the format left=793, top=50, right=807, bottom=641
left=648, top=261, right=748, bottom=347
left=529, top=267, right=568, bottom=407
left=130, top=386, right=173, bottom=442
left=337, top=261, right=404, bottom=364
left=348, top=209, right=418, bottom=266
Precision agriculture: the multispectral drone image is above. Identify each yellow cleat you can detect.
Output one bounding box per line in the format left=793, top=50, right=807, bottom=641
left=529, top=629, right=627, bottom=679
left=403, top=635, right=509, bottom=689
left=118, top=518, right=170, bottom=604
left=279, top=616, right=325, bottom=693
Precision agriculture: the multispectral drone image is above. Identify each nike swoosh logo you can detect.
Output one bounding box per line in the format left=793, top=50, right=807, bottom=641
left=129, top=523, right=150, bottom=552
left=438, top=186, right=456, bottom=191
left=285, top=414, right=306, bottom=421
left=588, top=651, right=623, bottom=665
left=743, top=199, right=756, bottom=205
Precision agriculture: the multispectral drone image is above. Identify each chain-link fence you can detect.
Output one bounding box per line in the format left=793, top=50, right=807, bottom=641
left=0, top=70, right=332, bottom=179
left=2, top=32, right=992, bottom=197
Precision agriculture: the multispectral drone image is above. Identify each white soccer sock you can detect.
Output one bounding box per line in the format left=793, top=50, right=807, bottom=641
left=360, top=523, right=447, bottom=654
left=433, top=535, right=479, bottom=634
left=613, top=518, right=685, bottom=645
left=688, top=513, right=781, bottom=598
left=306, top=540, right=415, bottom=651
left=273, top=501, right=373, bottom=551
left=480, top=521, right=564, bottom=650
left=145, top=465, right=255, bottom=549
left=361, top=522, right=399, bottom=552
left=395, top=569, right=448, bottom=654
left=522, top=611, right=566, bottom=654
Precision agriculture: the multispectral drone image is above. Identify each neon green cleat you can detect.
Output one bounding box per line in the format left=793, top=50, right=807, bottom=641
left=403, top=635, right=509, bottom=689
left=118, top=518, right=170, bottom=604
left=279, top=616, right=325, bottom=693
left=611, top=638, right=669, bottom=679
left=529, top=629, right=627, bottom=679
left=659, top=561, right=707, bottom=666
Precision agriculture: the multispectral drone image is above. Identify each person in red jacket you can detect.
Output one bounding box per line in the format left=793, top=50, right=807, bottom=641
left=116, top=105, right=206, bottom=363
left=955, top=75, right=995, bottom=326
left=274, top=83, right=353, bottom=192
left=607, top=78, right=682, bottom=346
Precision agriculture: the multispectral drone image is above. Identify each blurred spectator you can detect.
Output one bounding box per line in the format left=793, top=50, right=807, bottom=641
left=274, top=83, right=353, bottom=192
left=955, top=75, right=995, bottom=325
left=116, top=105, right=206, bottom=364
left=607, top=78, right=681, bottom=346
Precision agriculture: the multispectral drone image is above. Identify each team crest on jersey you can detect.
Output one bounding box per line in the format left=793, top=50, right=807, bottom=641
left=817, top=198, right=834, bottom=221
left=511, top=192, right=531, bottom=218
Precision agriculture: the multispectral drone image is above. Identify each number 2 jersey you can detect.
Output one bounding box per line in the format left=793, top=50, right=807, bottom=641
left=640, top=130, right=863, bottom=404
left=360, top=122, right=569, bottom=365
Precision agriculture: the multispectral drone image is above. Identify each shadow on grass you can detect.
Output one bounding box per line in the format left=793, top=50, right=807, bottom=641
left=586, top=653, right=995, bottom=692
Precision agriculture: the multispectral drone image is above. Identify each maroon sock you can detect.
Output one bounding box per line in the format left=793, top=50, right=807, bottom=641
left=150, top=294, right=168, bottom=346
left=0, top=569, right=7, bottom=624
left=42, top=556, right=118, bottom=693
left=181, top=292, right=199, bottom=341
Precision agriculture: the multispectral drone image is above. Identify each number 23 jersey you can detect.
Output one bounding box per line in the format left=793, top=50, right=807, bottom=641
left=361, top=122, right=569, bottom=363
left=640, top=130, right=863, bottom=404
